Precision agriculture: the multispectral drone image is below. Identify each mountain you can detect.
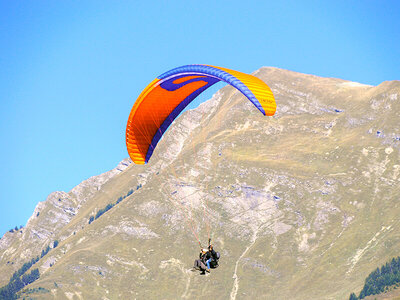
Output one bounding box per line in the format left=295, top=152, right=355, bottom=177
left=1, top=67, right=399, bottom=299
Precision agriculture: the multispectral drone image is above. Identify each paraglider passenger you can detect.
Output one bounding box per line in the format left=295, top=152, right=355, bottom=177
left=194, top=249, right=208, bottom=274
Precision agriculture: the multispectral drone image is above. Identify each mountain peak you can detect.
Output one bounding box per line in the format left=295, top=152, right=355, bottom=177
left=1, top=68, right=399, bottom=299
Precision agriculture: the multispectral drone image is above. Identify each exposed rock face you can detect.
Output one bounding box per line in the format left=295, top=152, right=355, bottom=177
left=0, top=159, right=132, bottom=283
left=1, top=68, right=399, bottom=300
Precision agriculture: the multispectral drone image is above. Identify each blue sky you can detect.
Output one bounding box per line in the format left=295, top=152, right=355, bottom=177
left=0, top=1, right=399, bottom=235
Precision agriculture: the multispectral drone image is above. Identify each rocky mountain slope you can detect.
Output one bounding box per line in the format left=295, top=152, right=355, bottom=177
left=1, top=67, right=399, bottom=299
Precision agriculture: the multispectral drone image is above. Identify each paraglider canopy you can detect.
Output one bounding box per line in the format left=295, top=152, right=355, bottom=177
left=126, top=64, right=276, bottom=164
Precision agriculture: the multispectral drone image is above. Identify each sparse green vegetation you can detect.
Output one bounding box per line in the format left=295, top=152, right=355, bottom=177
left=349, top=257, right=400, bottom=299
left=19, top=286, right=49, bottom=297
left=0, top=260, right=39, bottom=300
left=10, top=257, right=39, bottom=282
left=89, top=188, right=135, bottom=224
left=88, top=215, right=94, bottom=224
left=95, top=203, right=114, bottom=219
left=21, top=268, right=39, bottom=286
left=7, top=225, right=23, bottom=234
left=40, top=245, right=51, bottom=258
left=0, top=243, right=55, bottom=299
left=349, top=292, right=357, bottom=300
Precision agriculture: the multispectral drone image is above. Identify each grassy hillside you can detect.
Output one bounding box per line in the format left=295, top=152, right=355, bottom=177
left=1, top=68, right=399, bottom=299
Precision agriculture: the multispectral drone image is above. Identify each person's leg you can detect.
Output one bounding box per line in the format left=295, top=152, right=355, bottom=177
left=206, top=258, right=211, bottom=269
left=200, top=261, right=206, bottom=271
left=194, top=259, right=200, bottom=269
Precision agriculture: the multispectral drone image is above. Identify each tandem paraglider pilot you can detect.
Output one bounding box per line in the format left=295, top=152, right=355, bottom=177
left=193, top=244, right=220, bottom=275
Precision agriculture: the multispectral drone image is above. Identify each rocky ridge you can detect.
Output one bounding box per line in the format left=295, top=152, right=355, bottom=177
left=0, top=67, right=399, bottom=299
